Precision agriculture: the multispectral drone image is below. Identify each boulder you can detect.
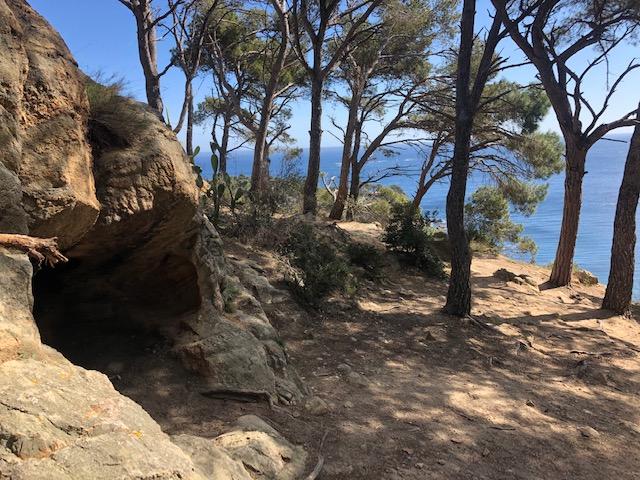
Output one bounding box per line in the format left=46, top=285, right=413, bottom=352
left=172, top=435, right=254, bottom=480
left=493, top=268, right=539, bottom=291
left=227, top=257, right=287, bottom=305
left=173, top=415, right=308, bottom=480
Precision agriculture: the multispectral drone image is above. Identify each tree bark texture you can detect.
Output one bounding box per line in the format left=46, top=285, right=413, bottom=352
left=603, top=118, right=640, bottom=314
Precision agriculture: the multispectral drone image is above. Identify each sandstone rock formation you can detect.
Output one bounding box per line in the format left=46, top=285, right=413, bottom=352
left=0, top=0, right=305, bottom=477
left=0, top=0, right=99, bottom=246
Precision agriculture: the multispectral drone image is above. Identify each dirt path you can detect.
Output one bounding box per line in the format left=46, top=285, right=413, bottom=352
left=67, top=222, right=640, bottom=479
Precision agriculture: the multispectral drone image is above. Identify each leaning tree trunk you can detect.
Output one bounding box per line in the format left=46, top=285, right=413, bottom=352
left=131, top=2, right=164, bottom=120
left=303, top=73, right=324, bottom=215
left=443, top=0, right=475, bottom=317
left=549, top=145, right=587, bottom=287
left=603, top=119, right=640, bottom=314
left=412, top=176, right=439, bottom=212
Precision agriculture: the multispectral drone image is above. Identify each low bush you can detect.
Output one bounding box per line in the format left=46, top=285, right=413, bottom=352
left=346, top=242, right=385, bottom=280
left=345, top=184, right=410, bottom=225
left=382, top=203, right=445, bottom=278
left=281, top=223, right=354, bottom=308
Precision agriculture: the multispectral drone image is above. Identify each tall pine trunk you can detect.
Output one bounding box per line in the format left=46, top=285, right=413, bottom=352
left=443, top=0, right=475, bottom=317
left=186, top=93, right=194, bottom=156
left=345, top=163, right=361, bottom=221
left=549, top=144, right=587, bottom=286
left=603, top=119, right=640, bottom=314
left=329, top=92, right=360, bottom=220
left=303, top=73, right=323, bottom=214
left=251, top=104, right=271, bottom=199
left=219, top=115, right=230, bottom=174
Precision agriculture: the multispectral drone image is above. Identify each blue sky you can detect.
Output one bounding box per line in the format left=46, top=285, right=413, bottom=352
left=29, top=0, right=639, bottom=150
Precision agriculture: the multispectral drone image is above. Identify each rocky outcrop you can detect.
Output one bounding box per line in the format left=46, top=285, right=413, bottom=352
left=0, top=250, right=306, bottom=478
left=0, top=0, right=305, bottom=477
left=0, top=0, right=99, bottom=247
left=0, top=0, right=301, bottom=404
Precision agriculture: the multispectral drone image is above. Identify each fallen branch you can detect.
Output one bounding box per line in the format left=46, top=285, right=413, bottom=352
left=0, top=233, right=67, bottom=267
left=569, top=350, right=614, bottom=357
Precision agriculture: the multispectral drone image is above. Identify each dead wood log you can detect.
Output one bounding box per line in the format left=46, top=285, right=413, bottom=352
left=0, top=234, right=67, bottom=267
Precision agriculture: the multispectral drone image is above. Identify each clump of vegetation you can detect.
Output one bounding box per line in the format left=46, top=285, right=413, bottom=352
left=346, top=242, right=385, bottom=280
left=382, top=203, right=445, bottom=278
left=465, top=186, right=537, bottom=262
left=281, top=223, right=354, bottom=308
left=199, top=146, right=249, bottom=228
left=349, top=185, right=410, bottom=225
left=221, top=279, right=241, bottom=314
left=318, top=181, right=411, bottom=225
left=85, top=75, right=151, bottom=153
left=265, top=152, right=306, bottom=215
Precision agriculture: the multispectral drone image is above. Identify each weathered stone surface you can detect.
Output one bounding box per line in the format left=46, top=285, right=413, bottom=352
left=212, top=415, right=308, bottom=480
left=0, top=0, right=99, bottom=247
left=227, top=258, right=286, bottom=305
left=0, top=358, right=205, bottom=480
left=178, top=318, right=278, bottom=396
left=0, top=249, right=40, bottom=364
left=181, top=217, right=304, bottom=404
left=173, top=416, right=308, bottom=480
left=172, top=435, right=253, bottom=480
left=304, top=396, right=332, bottom=416
left=68, top=96, right=198, bottom=263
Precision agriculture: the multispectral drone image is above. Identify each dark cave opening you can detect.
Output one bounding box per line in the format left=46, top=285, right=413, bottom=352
left=32, top=254, right=202, bottom=376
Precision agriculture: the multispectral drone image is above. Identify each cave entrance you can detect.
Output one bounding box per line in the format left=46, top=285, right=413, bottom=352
left=32, top=254, right=201, bottom=377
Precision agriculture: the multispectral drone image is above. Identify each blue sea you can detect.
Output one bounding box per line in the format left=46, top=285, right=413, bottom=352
left=196, top=133, right=639, bottom=298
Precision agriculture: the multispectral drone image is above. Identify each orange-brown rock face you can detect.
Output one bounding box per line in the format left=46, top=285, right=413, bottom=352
left=0, top=0, right=99, bottom=247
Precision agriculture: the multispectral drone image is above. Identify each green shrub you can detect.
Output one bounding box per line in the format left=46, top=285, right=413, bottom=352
left=267, top=175, right=305, bottom=214
left=346, top=242, right=385, bottom=280
left=465, top=186, right=537, bottom=261
left=281, top=223, right=353, bottom=308
left=221, top=280, right=241, bottom=314
left=347, top=184, right=410, bottom=225
left=382, top=203, right=445, bottom=278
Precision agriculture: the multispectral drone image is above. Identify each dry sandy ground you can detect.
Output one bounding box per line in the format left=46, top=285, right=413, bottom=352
left=55, top=221, right=640, bottom=480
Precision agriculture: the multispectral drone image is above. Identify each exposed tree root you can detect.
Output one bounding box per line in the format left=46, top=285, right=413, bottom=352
left=303, top=430, right=328, bottom=480
left=0, top=234, right=67, bottom=267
